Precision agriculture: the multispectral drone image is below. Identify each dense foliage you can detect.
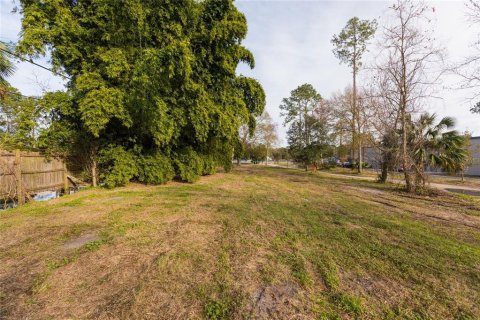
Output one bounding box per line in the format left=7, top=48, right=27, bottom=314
left=98, top=145, right=138, bottom=189
left=137, top=153, right=175, bottom=185
left=0, top=85, right=47, bottom=150
left=17, top=0, right=264, bottom=186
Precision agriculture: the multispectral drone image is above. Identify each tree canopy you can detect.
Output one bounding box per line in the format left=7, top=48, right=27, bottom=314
left=0, top=86, right=46, bottom=150
left=17, top=0, right=265, bottom=186
left=280, top=84, right=332, bottom=169
left=331, top=17, right=377, bottom=73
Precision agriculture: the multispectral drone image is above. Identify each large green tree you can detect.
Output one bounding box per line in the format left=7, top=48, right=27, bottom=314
left=0, top=85, right=46, bottom=150
left=17, top=0, right=265, bottom=186
left=332, top=17, right=376, bottom=173
left=280, top=84, right=331, bottom=170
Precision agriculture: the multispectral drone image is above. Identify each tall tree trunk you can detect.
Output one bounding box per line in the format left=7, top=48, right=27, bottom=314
left=401, top=99, right=413, bottom=192
left=351, top=133, right=355, bottom=167
left=266, top=144, right=269, bottom=166
left=358, top=139, right=363, bottom=173
left=353, top=66, right=363, bottom=174
left=380, top=159, right=388, bottom=183
left=399, top=31, right=414, bottom=193
left=91, top=159, right=97, bottom=187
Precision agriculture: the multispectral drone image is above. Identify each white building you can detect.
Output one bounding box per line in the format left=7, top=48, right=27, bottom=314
left=466, top=136, right=480, bottom=176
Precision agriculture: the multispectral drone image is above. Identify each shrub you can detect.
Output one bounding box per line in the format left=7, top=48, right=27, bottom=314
left=201, top=154, right=216, bottom=175
left=98, top=145, right=137, bottom=188
left=137, top=153, right=174, bottom=184
left=174, top=148, right=204, bottom=182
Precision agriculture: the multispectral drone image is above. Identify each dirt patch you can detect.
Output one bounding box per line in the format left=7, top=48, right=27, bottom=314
left=248, top=283, right=308, bottom=319
left=343, top=272, right=408, bottom=301
left=62, top=233, right=100, bottom=250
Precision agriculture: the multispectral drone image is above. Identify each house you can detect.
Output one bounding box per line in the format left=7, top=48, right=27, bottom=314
left=362, top=145, right=382, bottom=169
left=466, top=136, right=480, bottom=176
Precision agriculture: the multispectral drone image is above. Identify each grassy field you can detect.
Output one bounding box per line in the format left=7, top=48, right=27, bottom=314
left=1, top=165, right=480, bottom=319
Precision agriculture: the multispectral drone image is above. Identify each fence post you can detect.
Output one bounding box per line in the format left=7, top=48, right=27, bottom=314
left=14, top=149, right=24, bottom=206
left=63, top=161, right=69, bottom=195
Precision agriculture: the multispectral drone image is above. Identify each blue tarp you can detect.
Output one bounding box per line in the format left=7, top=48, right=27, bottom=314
left=33, top=191, right=59, bottom=201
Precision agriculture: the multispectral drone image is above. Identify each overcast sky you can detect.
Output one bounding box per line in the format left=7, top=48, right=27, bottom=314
left=1, top=0, right=479, bottom=145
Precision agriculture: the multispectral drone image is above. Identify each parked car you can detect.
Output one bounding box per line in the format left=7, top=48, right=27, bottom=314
left=343, top=161, right=353, bottom=168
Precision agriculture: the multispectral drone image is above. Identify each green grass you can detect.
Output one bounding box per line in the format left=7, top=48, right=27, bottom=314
left=0, top=165, right=479, bottom=319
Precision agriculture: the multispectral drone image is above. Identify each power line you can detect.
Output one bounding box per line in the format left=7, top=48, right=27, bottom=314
left=0, top=47, right=72, bottom=80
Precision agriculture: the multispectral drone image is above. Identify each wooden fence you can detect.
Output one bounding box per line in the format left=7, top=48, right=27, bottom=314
left=0, top=149, right=69, bottom=205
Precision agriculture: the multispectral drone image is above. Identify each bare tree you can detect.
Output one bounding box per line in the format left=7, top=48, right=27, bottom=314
left=452, top=0, right=480, bottom=112
left=330, top=86, right=375, bottom=169
left=330, top=88, right=355, bottom=162
left=374, top=0, right=444, bottom=192
left=362, top=79, right=401, bottom=182
left=255, top=111, right=278, bottom=165
left=236, top=123, right=250, bottom=165
left=236, top=112, right=279, bottom=165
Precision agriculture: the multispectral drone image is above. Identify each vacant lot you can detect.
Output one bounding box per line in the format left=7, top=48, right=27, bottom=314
left=1, top=166, right=479, bottom=319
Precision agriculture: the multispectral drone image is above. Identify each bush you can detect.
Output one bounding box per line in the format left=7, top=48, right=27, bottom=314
left=174, top=148, right=204, bottom=182
left=223, top=159, right=233, bottom=172
left=98, top=145, right=138, bottom=188
left=201, top=154, right=216, bottom=175
left=137, top=153, right=174, bottom=184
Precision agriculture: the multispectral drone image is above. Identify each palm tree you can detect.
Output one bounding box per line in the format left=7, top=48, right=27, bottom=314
left=411, top=113, right=469, bottom=187
left=0, top=41, right=15, bottom=98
